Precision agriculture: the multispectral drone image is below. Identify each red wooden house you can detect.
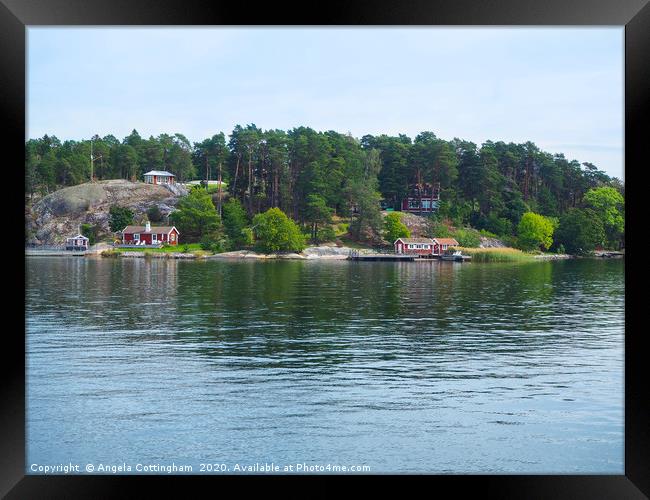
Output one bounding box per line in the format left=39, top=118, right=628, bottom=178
left=394, top=237, right=436, bottom=256
left=432, top=238, right=459, bottom=255
left=122, top=222, right=180, bottom=246
left=394, top=237, right=460, bottom=257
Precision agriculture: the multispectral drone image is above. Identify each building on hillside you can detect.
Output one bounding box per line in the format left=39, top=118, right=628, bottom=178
left=143, top=170, right=176, bottom=186
left=121, top=222, right=180, bottom=246
left=400, top=182, right=441, bottom=214
left=394, top=236, right=459, bottom=257
left=65, top=234, right=89, bottom=251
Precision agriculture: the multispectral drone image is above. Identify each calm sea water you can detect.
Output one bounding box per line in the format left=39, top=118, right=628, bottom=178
left=26, top=257, right=624, bottom=474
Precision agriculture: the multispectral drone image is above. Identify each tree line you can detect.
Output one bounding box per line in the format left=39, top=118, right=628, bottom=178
left=26, top=124, right=625, bottom=252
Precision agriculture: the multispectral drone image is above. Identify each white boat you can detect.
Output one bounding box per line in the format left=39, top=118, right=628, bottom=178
left=441, top=250, right=469, bottom=261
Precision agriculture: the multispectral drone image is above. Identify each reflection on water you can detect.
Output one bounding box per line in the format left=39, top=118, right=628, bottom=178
left=26, top=257, right=624, bottom=473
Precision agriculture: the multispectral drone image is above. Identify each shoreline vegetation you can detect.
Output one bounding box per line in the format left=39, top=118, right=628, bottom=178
left=93, top=245, right=580, bottom=261
left=21, top=245, right=598, bottom=261
left=26, top=126, right=624, bottom=257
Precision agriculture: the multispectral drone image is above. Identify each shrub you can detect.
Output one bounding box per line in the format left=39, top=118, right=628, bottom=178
left=454, top=227, right=481, bottom=248
left=108, top=206, right=134, bottom=232
left=252, top=208, right=306, bottom=253
left=80, top=223, right=99, bottom=245
left=147, top=205, right=164, bottom=223
left=240, top=227, right=254, bottom=247
left=200, top=232, right=226, bottom=253
left=383, top=212, right=410, bottom=243
left=554, top=208, right=605, bottom=255
left=516, top=212, right=557, bottom=251
left=316, top=226, right=337, bottom=243
left=428, top=220, right=452, bottom=238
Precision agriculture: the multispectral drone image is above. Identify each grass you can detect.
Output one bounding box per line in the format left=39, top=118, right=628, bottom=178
left=116, top=243, right=203, bottom=253
left=457, top=246, right=536, bottom=262
left=337, top=234, right=374, bottom=250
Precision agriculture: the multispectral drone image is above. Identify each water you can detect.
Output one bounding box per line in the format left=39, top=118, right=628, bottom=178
left=26, top=257, right=624, bottom=474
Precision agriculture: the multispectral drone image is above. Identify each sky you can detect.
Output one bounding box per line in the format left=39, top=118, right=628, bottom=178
left=27, top=27, right=624, bottom=180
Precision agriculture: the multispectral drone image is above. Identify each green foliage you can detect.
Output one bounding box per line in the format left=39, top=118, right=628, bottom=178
left=108, top=205, right=134, bottom=232
left=146, top=205, right=164, bottom=223
left=80, top=223, right=99, bottom=245
left=454, top=227, right=481, bottom=248
left=479, top=229, right=498, bottom=238
left=459, top=247, right=535, bottom=262
left=170, top=186, right=222, bottom=243
left=582, top=186, right=624, bottom=248
left=252, top=208, right=306, bottom=253
left=240, top=227, right=254, bottom=247
left=200, top=232, right=226, bottom=253
left=348, top=183, right=383, bottom=242
left=25, top=126, right=622, bottom=250
left=554, top=208, right=605, bottom=255
left=383, top=212, right=410, bottom=243
left=305, top=194, right=334, bottom=240
left=484, top=213, right=513, bottom=236
left=222, top=198, right=248, bottom=245
left=428, top=219, right=452, bottom=238
left=316, top=226, right=337, bottom=243
left=516, top=212, right=557, bottom=251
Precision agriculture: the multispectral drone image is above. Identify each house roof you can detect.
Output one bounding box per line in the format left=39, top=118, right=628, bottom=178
left=67, top=234, right=88, bottom=240
left=143, top=170, right=175, bottom=177
left=122, top=225, right=179, bottom=234
left=433, top=238, right=459, bottom=245
left=395, top=237, right=434, bottom=244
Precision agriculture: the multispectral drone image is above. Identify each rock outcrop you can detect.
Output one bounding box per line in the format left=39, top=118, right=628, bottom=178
left=26, top=180, right=186, bottom=245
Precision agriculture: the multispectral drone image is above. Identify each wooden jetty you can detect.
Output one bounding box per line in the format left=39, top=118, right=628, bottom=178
left=25, top=249, right=86, bottom=257
left=348, top=250, right=415, bottom=261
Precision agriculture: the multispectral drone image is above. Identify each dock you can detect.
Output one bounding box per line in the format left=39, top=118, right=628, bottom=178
left=348, top=251, right=415, bottom=261
left=25, top=249, right=87, bottom=257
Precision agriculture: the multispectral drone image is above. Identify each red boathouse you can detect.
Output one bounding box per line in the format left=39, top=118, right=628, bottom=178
left=394, top=237, right=460, bottom=257
left=122, top=222, right=180, bottom=246
left=432, top=238, right=459, bottom=255
left=394, top=237, right=436, bottom=256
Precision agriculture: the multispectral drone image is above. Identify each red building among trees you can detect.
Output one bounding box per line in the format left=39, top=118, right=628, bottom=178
left=122, top=222, right=180, bottom=246
left=394, top=237, right=459, bottom=257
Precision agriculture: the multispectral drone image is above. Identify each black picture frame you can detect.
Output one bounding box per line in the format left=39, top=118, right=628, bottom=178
left=2, top=0, right=647, bottom=497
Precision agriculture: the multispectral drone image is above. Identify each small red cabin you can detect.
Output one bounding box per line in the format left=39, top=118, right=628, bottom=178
left=394, top=237, right=436, bottom=256
left=394, top=237, right=460, bottom=256
left=122, top=222, right=180, bottom=246
left=432, top=238, right=459, bottom=255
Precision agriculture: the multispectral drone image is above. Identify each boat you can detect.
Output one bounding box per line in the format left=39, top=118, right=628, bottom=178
left=441, top=250, right=470, bottom=262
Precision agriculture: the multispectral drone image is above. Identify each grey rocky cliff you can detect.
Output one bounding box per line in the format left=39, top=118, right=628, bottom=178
left=26, top=180, right=185, bottom=245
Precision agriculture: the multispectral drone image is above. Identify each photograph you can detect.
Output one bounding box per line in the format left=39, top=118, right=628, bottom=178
left=21, top=26, right=628, bottom=478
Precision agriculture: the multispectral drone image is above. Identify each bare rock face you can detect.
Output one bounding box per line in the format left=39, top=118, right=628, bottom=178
left=26, top=180, right=183, bottom=245
left=379, top=211, right=433, bottom=239
left=479, top=236, right=507, bottom=248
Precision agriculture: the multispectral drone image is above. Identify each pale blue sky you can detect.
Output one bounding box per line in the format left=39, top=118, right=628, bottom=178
left=27, top=27, right=624, bottom=179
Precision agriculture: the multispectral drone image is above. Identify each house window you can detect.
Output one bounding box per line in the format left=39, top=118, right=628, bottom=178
left=152, top=234, right=158, bottom=243
left=134, top=234, right=140, bottom=240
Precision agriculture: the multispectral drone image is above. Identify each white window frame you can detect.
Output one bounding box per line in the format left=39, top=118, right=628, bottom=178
left=152, top=233, right=158, bottom=243
left=134, top=233, right=140, bottom=241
